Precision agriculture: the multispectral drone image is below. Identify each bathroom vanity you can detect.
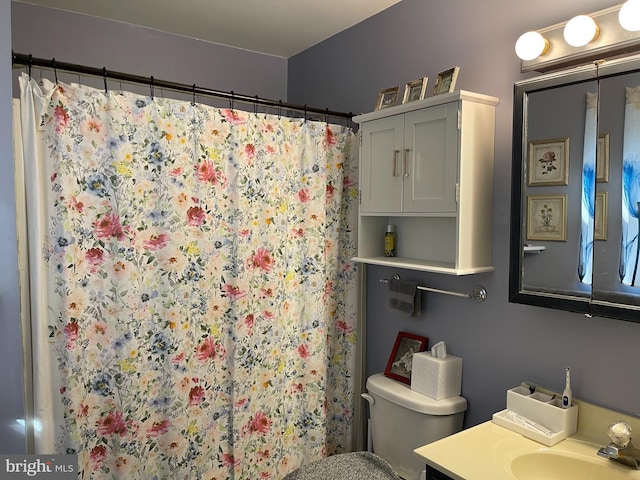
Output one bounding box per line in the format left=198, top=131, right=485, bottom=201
left=414, top=399, right=640, bottom=480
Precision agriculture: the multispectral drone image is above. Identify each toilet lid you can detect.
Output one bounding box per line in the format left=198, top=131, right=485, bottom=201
left=366, top=373, right=467, bottom=415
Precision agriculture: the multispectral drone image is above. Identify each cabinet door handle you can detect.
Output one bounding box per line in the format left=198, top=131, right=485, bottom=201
left=403, top=149, right=410, bottom=177
left=393, top=150, right=400, bottom=177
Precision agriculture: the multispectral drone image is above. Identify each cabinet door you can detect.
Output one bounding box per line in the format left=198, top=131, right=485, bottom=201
left=360, top=115, right=404, bottom=213
left=404, top=102, right=459, bottom=213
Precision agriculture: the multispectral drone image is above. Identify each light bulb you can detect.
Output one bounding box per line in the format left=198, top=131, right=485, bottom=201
left=515, top=31, right=549, bottom=61
left=620, top=0, right=640, bottom=32
left=564, top=15, right=599, bottom=47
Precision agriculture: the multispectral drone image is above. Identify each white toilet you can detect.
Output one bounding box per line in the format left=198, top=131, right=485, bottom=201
left=363, top=373, right=467, bottom=480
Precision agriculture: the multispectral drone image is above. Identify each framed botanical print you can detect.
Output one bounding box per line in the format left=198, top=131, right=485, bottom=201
left=527, top=194, right=568, bottom=241
left=375, top=86, right=400, bottom=110
left=402, top=77, right=428, bottom=103
left=528, top=138, right=570, bottom=186
left=432, top=67, right=459, bottom=96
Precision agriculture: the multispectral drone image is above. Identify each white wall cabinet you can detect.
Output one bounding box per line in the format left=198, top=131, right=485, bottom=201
left=353, top=91, right=499, bottom=275
left=360, top=102, right=459, bottom=214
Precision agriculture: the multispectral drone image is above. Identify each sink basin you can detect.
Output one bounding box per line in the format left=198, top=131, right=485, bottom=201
left=510, top=451, right=632, bottom=480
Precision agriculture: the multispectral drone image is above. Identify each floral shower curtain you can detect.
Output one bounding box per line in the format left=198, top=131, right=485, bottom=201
left=16, top=73, right=359, bottom=479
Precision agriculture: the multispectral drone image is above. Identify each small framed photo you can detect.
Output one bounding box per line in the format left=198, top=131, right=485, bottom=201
left=432, top=66, right=459, bottom=96
left=375, top=86, right=400, bottom=111
left=595, top=191, right=608, bottom=241
left=384, top=331, right=428, bottom=385
left=597, top=133, right=610, bottom=183
left=402, top=77, right=428, bottom=104
left=527, top=194, right=568, bottom=242
left=528, top=138, right=570, bottom=186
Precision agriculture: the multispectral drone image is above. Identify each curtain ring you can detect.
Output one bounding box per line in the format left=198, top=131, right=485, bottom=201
left=27, top=54, right=32, bottom=78
left=324, top=108, right=329, bottom=124
left=278, top=100, right=282, bottom=119
left=150, top=76, right=154, bottom=99
left=304, top=105, right=307, bottom=123
left=254, top=95, right=259, bottom=115
left=229, top=91, right=234, bottom=111
left=192, top=84, right=196, bottom=106
left=103, top=67, right=108, bottom=93
left=52, top=58, right=58, bottom=84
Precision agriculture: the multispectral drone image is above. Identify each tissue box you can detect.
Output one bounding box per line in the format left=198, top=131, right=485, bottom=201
left=411, top=351, right=463, bottom=400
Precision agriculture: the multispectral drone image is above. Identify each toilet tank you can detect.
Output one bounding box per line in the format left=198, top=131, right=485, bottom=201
left=365, top=373, right=467, bottom=480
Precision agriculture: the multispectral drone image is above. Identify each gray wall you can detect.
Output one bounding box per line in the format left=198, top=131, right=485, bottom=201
left=289, top=0, right=640, bottom=428
left=11, top=2, right=287, bottom=103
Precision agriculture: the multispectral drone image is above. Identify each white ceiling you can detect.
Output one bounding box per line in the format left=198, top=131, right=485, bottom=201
left=20, top=0, right=403, bottom=58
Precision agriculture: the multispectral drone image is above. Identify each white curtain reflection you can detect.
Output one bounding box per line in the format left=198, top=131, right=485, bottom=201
left=620, top=85, right=640, bottom=287
left=578, top=92, right=597, bottom=284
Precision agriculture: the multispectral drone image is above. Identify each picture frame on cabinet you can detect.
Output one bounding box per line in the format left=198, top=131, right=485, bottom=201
left=432, top=66, right=459, bottom=95
left=402, top=77, right=428, bottom=104
left=384, top=331, right=428, bottom=385
left=375, top=86, right=400, bottom=110
left=597, top=133, right=610, bottom=183
left=526, top=194, right=568, bottom=242
left=527, top=137, right=570, bottom=186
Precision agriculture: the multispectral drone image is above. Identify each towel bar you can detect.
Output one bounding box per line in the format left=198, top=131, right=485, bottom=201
left=380, top=275, right=487, bottom=302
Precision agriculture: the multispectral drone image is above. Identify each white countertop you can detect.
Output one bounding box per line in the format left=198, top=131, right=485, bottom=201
left=414, top=420, right=640, bottom=480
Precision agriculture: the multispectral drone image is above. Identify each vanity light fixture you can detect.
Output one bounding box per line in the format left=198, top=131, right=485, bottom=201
left=515, top=31, right=549, bottom=61
left=563, top=15, right=599, bottom=47
left=619, top=0, right=640, bottom=31
left=516, top=3, right=640, bottom=72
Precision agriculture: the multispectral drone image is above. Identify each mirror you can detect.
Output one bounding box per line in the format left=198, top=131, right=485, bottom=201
left=510, top=54, right=640, bottom=323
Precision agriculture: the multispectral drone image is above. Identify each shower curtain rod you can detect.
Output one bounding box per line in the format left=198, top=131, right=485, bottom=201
left=11, top=52, right=354, bottom=120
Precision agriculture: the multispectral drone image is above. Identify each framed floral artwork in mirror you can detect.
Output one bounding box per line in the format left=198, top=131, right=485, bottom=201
left=597, top=133, right=610, bottom=183
left=528, top=138, right=570, bottom=186
left=595, top=192, right=608, bottom=241
left=527, top=194, right=568, bottom=241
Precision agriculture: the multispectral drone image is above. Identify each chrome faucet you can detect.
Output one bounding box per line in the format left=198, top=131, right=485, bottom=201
left=597, top=421, right=640, bottom=469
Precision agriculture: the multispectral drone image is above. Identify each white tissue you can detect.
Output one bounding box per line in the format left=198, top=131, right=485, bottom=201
left=431, top=341, right=447, bottom=359
left=411, top=350, right=463, bottom=400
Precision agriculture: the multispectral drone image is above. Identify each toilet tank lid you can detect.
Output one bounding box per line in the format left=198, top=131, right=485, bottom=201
left=366, top=373, right=467, bottom=415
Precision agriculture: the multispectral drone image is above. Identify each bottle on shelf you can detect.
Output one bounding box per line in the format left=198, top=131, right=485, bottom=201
left=384, top=224, right=396, bottom=257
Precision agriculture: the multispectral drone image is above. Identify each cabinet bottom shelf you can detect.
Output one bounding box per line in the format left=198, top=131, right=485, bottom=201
left=352, top=256, right=494, bottom=275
